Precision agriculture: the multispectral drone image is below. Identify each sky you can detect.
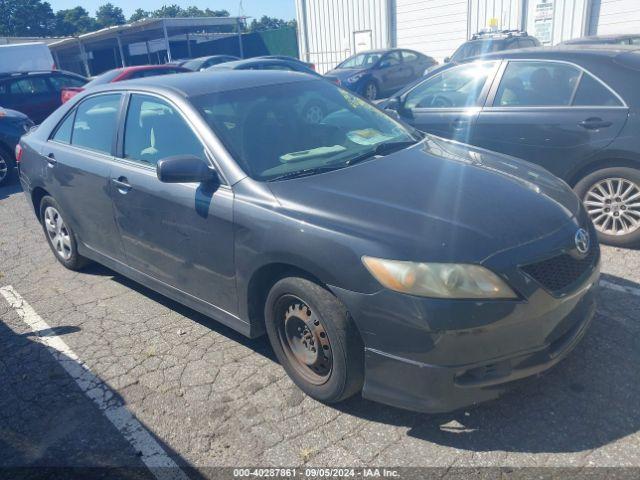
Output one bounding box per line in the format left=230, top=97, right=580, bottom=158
left=47, top=0, right=296, bottom=20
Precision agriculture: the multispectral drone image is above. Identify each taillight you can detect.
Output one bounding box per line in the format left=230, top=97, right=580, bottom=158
left=15, top=144, right=23, bottom=164
left=61, top=88, right=83, bottom=104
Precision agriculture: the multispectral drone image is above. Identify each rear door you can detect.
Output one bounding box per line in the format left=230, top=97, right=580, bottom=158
left=41, top=93, right=125, bottom=260
left=472, top=60, right=629, bottom=179
left=109, top=93, right=237, bottom=313
left=397, top=61, right=500, bottom=142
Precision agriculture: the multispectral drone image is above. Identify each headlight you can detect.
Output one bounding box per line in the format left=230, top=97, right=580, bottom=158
left=346, top=73, right=364, bottom=84
left=362, top=256, right=517, bottom=299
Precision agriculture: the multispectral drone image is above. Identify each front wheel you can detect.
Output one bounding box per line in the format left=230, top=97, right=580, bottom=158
left=575, top=167, right=640, bottom=248
left=264, top=277, right=364, bottom=403
left=362, top=81, right=378, bottom=101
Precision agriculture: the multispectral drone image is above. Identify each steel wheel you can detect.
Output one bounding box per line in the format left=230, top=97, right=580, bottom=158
left=274, top=294, right=333, bottom=385
left=0, top=155, right=8, bottom=184
left=584, top=177, right=640, bottom=236
left=44, top=206, right=72, bottom=261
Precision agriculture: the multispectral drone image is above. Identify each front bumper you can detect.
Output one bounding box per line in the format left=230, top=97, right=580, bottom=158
left=330, top=244, right=600, bottom=413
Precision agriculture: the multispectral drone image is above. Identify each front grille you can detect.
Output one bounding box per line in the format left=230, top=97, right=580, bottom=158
left=521, top=248, right=598, bottom=294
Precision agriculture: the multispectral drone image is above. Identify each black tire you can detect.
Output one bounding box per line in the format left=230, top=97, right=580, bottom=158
left=0, top=145, right=15, bottom=187
left=362, top=80, right=378, bottom=101
left=574, top=167, right=640, bottom=248
left=39, top=196, right=89, bottom=270
left=264, top=276, right=364, bottom=403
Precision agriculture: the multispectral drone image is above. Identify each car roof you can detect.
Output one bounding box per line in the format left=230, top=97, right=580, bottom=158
left=471, top=44, right=640, bottom=61
left=93, top=69, right=318, bottom=98
left=0, top=69, right=84, bottom=79
left=564, top=34, right=640, bottom=43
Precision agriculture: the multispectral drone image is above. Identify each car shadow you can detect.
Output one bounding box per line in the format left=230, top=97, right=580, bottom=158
left=81, top=262, right=640, bottom=455
left=0, top=309, right=206, bottom=478
left=0, top=180, right=22, bottom=200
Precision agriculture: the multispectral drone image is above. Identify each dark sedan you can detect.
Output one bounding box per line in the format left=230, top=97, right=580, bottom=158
left=381, top=46, right=640, bottom=247
left=18, top=71, right=599, bottom=413
left=562, top=34, right=640, bottom=46
left=325, top=49, right=436, bottom=100
left=0, top=107, right=33, bottom=185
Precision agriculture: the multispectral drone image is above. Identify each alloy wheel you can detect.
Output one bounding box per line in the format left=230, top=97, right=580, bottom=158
left=0, top=156, right=7, bottom=183
left=275, top=294, right=333, bottom=385
left=44, top=206, right=73, bottom=261
left=584, top=177, right=640, bottom=236
left=364, top=83, right=377, bottom=100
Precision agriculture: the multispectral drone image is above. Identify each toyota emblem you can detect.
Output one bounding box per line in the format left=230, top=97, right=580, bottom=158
left=575, top=228, right=590, bottom=255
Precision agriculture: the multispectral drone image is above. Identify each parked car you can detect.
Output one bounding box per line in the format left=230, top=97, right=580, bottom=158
left=380, top=46, right=640, bottom=247
left=257, top=55, right=316, bottom=71
left=562, top=34, right=640, bottom=46
left=18, top=70, right=599, bottom=413
left=0, top=43, right=55, bottom=74
left=0, top=71, right=87, bottom=124
left=181, top=55, right=239, bottom=71
left=0, top=108, right=33, bottom=186
left=61, top=65, right=190, bottom=103
left=445, top=30, right=541, bottom=64
left=324, top=48, right=436, bottom=100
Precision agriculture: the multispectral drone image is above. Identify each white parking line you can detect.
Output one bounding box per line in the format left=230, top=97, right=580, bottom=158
left=600, top=279, right=640, bottom=298
left=0, top=285, right=190, bottom=480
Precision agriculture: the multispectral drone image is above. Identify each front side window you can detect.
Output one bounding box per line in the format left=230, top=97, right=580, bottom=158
left=381, top=51, right=401, bottom=67
left=71, top=94, right=121, bottom=154
left=404, top=61, right=497, bottom=109
left=192, top=79, right=418, bottom=181
left=494, top=61, right=580, bottom=106
left=123, top=94, right=204, bottom=165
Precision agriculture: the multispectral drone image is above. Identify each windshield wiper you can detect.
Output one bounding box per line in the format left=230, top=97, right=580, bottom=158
left=267, top=165, right=343, bottom=182
left=346, top=140, right=418, bottom=166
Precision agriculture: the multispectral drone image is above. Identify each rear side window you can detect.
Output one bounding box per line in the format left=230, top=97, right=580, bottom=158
left=71, top=94, right=121, bottom=154
left=494, top=61, right=580, bottom=106
left=402, top=51, right=418, bottom=62
left=123, top=94, right=204, bottom=166
left=49, top=75, right=86, bottom=91
left=573, top=74, right=623, bottom=106
left=52, top=112, right=74, bottom=144
left=9, top=77, right=50, bottom=94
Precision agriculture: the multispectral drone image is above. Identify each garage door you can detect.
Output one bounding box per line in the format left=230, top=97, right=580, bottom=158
left=394, top=0, right=469, bottom=62
left=594, top=0, right=640, bottom=35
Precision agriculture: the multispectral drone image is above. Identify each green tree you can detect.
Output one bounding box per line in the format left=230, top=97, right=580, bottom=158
left=54, top=6, right=97, bottom=35
left=249, top=15, right=296, bottom=32
left=0, top=0, right=55, bottom=36
left=96, top=3, right=125, bottom=28
left=129, top=8, right=150, bottom=22
left=151, top=4, right=184, bottom=18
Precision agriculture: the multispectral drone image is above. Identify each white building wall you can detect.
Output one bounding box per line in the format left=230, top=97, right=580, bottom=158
left=394, top=0, right=469, bottom=61
left=295, top=0, right=391, bottom=74
left=591, top=0, right=640, bottom=35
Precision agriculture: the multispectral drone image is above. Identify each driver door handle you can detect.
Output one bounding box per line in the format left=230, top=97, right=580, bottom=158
left=452, top=118, right=470, bottom=129
left=45, top=153, right=57, bottom=166
left=111, top=177, right=132, bottom=193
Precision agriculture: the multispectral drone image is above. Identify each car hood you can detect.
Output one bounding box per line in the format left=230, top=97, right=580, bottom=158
left=324, top=68, right=367, bottom=81
left=267, top=135, right=582, bottom=263
left=0, top=107, right=30, bottom=122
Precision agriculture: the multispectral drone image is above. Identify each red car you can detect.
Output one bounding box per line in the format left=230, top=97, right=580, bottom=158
left=61, top=64, right=190, bottom=103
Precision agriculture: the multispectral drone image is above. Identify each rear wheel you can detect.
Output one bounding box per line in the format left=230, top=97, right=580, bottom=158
left=0, top=147, right=14, bottom=186
left=575, top=167, right=640, bottom=247
left=264, top=277, right=364, bottom=403
left=363, top=81, right=378, bottom=101
left=39, top=196, right=89, bottom=270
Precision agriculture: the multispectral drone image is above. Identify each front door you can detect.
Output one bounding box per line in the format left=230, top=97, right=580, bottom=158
left=397, top=61, right=499, bottom=143
left=472, top=60, right=629, bottom=179
left=42, top=93, right=125, bottom=260
left=110, top=93, right=237, bottom=313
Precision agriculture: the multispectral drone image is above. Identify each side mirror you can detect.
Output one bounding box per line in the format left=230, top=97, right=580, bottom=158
left=157, top=155, right=217, bottom=184
left=385, top=97, right=400, bottom=111
left=444, top=57, right=450, bottom=63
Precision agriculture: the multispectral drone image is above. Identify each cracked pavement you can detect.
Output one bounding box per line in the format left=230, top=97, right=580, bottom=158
left=1, top=181, right=640, bottom=474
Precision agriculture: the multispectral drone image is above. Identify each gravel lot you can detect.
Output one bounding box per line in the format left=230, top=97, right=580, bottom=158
left=1, top=181, right=639, bottom=477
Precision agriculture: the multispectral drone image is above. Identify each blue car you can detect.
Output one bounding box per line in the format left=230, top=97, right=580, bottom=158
left=325, top=48, right=436, bottom=100
left=0, top=107, right=33, bottom=186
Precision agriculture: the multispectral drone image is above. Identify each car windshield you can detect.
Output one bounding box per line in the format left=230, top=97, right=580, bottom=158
left=191, top=79, right=418, bottom=181
left=338, top=52, right=382, bottom=69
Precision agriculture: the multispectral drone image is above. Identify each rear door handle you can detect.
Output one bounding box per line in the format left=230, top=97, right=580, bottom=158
left=111, top=177, right=132, bottom=193
left=45, top=153, right=57, bottom=166
left=578, top=118, right=613, bottom=130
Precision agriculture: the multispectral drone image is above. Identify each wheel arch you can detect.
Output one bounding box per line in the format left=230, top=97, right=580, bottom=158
left=31, top=186, right=51, bottom=220
left=567, top=157, right=640, bottom=187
